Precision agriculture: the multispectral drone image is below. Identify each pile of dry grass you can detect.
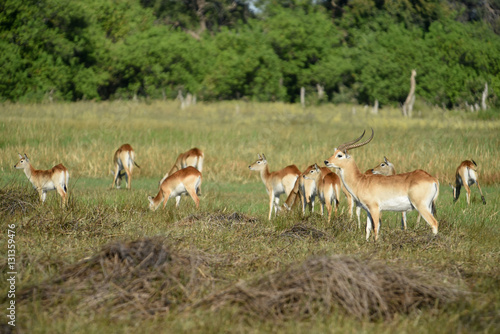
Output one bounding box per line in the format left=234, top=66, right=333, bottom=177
left=19, top=237, right=216, bottom=318
left=198, top=255, right=464, bottom=321
left=178, top=210, right=258, bottom=227
left=280, top=223, right=331, bottom=241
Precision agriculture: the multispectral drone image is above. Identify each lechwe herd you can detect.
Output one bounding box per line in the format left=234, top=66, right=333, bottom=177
left=13, top=130, right=487, bottom=242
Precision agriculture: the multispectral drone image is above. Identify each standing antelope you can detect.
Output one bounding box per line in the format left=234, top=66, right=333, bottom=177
left=14, top=153, right=69, bottom=207
left=282, top=164, right=331, bottom=215
left=111, top=144, right=140, bottom=190
left=325, top=129, right=439, bottom=241
left=159, top=148, right=204, bottom=186
left=249, top=154, right=301, bottom=220
left=148, top=166, right=202, bottom=211
left=452, top=160, right=486, bottom=205
left=354, top=157, right=397, bottom=229
left=303, top=163, right=341, bottom=222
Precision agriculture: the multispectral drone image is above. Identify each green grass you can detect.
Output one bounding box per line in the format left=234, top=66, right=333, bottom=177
left=0, top=101, right=499, bottom=333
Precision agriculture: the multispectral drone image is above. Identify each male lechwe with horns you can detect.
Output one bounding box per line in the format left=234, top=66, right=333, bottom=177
left=324, top=129, right=439, bottom=241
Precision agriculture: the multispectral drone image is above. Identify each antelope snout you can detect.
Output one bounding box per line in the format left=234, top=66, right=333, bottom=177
left=324, top=160, right=329, bottom=166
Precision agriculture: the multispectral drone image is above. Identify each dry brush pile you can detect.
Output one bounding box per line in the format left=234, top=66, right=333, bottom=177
left=17, top=237, right=218, bottom=319
left=198, top=255, right=465, bottom=321
left=15, top=235, right=466, bottom=322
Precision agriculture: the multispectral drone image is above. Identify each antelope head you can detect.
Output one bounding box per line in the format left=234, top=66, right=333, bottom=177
left=324, top=129, right=374, bottom=169
left=248, top=153, right=268, bottom=171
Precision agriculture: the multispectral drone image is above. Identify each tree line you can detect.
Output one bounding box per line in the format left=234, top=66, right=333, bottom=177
left=1, top=0, right=499, bottom=108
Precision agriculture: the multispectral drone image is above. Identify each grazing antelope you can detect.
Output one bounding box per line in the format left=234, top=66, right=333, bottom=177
left=111, top=144, right=140, bottom=190
left=303, top=163, right=341, bottom=222
left=325, top=129, right=439, bottom=241
left=249, top=154, right=301, bottom=220
left=14, top=153, right=69, bottom=207
left=159, top=148, right=204, bottom=186
left=452, top=160, right=486, bottom=205
left=282, top=164, right=331, bottom=215
left=148, top=166, right=202, bottom=211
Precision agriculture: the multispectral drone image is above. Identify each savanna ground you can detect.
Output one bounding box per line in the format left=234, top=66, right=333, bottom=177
left=0, top=101, right=499, bottom=333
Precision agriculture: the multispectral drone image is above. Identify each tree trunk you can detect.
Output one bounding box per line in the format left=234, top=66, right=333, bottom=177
left=402, top=69, right=417, bottom=117
left=482, top=83, right=488, bottom=110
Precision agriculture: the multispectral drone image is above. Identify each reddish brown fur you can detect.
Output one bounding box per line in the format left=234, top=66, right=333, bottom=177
left=14, top=154, right=69, bottom=207
left=148, top=167, right=202, bottom=211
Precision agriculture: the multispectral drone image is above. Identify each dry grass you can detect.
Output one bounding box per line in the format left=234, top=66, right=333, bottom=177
left=198, top=255, right=464, bottom=321
left=18, top=237, right=218, bottom=319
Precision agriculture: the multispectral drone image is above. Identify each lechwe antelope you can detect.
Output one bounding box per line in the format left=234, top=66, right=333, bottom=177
left=14, top=153, right=69, bottom=207
left=282, top=164, right=331, bottom=215
left=451, top=159, right=486, bottom=205
left=148, top=166, right=202, bottom=211
left=159, top=148, right=204, bottom=186
left=111, top=144, right=140, bottom=190
left=302, top=163, right=341, bottom=222
left=249, top=154, right=301, bottom=220
left=324, top=129, right=439, bottom=241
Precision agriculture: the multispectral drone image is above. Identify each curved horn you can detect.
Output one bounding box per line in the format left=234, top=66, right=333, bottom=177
left=340, top=128, right=374, bottom=152
left=337, top=130, right=366, bottom=152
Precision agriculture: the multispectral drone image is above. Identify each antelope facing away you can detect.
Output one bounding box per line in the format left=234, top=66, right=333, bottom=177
left=111, top=144, right=140, bottom=190
left=282, top=164, right=331, bottom=215
left=159, top=147, right=204, bottom=186
left=302, top=163, right=341, bottom=222
left=148, top=166, right=202, bottom=211
left=325, top=129, right=439, bottom=241
left=249, top=154, right=301, bottom=220
left=452, top=159, right=486, bottom=205
left=14, top=153, right=69, bottom=207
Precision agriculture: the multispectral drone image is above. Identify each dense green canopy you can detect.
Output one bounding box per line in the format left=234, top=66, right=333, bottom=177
left=1, top=0, right=499, bottom=107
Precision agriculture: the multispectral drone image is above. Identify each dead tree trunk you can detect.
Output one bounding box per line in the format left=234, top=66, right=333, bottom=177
left=300, top=87, right=305, bottom=108
left=482, top=83, right=488, bottom=110
left=372, top=99, right=379, bottom=114
left=316, top=84, right=325, bottom=101
left=402, top=69, right=417, bottom=117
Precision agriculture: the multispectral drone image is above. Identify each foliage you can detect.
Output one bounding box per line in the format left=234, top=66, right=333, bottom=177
left=0, top=0, right=499, bottom=108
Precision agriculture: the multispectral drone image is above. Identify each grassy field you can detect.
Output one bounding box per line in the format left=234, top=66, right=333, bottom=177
left=0, top=101, right=499, bottom=333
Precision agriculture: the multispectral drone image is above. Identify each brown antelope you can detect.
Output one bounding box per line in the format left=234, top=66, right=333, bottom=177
left=14, top=153, right=69, bottom=207
left=111, top=144, right=140, bottom=190
left=148, top=166, right=202, bottom=211
left=249, top=154, right=301, bottom=220
left=282, top=164, right=331, bottom=215
left=159, top=147, right=204, bottom=185
left=451, top=160, right=486, bottom=205
left=325, top=129, right=439, bottom=241
left=355, top=157, right=397, bottom=229
left=303, top=163, right=341, bottom=222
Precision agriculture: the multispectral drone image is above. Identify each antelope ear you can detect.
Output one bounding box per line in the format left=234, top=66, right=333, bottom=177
left=384, top=156, right=389, bottom=164
left=262, top=153, right=267, bottom=161
left=471, top=159, right=477, bottom=167
left=18, top=153, right=23, bottom=159
left=24, top=153, right=29, bottom=160
left=257, top=154, right=261, bottom=159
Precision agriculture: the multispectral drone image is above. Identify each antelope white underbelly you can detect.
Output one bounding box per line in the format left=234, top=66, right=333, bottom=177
left=274, top=184, right=285, bottom=196
left=170, top=184, right=187, bottom=197
left=379, top=196, right=413, bottom=212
